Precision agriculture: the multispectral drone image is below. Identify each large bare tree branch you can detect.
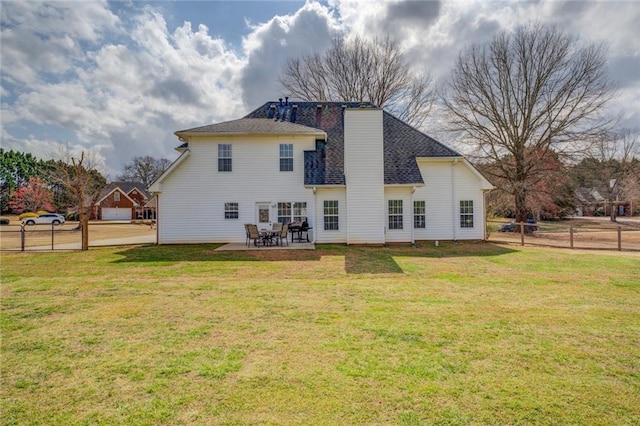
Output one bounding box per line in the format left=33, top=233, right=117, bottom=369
left=442, top=23, right=616, bottom=222
left=279, top=35, right=434, bottom=128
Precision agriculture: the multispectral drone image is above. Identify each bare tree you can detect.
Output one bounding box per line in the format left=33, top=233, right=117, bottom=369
left=442, top=23, right=616, bottom=223
left=588, top=129, right=639, bottom=221
left=280, top=35, right=434, bottom=128
left=52, top=149, right=106, bottom=250
left=118, top=155, right=171, bottom=188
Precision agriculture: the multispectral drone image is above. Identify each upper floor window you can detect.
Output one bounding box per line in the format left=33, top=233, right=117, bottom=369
left=218, top=144, right=232, bottom=172
left=114, top=192, right=120, bottom=202
left=460, top=200, right=474, bottom=228
left=388, top=200, right=403, bottom=230
left=280, top=143, right=293, bottom=171
left=413, top=201, right=426, bottom=229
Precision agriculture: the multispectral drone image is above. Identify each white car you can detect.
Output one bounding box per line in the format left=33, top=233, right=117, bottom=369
left=22, top=213, right=66, bottom=226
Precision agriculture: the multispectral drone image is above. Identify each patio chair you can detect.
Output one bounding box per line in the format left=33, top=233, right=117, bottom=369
left=244, top=224, right=251, bottom=246
left=246, top=224, right=261, bottom=247
left=276, top=223, right=289, bottom=247
left=272, top=222, right=282, bottom=232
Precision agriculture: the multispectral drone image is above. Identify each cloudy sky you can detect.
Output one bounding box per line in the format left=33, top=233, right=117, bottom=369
left=2, top=0, right=639, bottom=178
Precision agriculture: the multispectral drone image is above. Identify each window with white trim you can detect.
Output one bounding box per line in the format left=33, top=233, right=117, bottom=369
left=293, top=202, right=307, bottom=222
left=413, top=200, right=425, bottom=229
left=324, top=200, right=339, bottom=230
left=277, top=202, right=291, bottom=223
left=460, top=200, right=474, bottom=228
left=224, top=202, right=238, bottom=219
left=388, top=200, right=403, bottom=230
left=114, top=192, right=120, bottom=202
left=218, top=144, right=232, bottom=172
left=279, top=143, right=293, bottom=171
left=277, top=201, right=308, bottom=223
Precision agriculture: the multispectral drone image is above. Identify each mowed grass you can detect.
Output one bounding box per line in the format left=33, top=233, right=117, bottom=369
left=1, top=242, right=639, bottom=425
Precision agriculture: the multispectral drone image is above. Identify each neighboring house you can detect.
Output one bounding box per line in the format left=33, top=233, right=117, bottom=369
left=149, top=101, right=493, bottom=245
left=574, top=187, right=634, bottom=217
left=95, top=182, right=152, bottom=220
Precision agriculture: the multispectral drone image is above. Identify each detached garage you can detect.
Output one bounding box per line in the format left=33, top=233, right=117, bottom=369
left=101, top=207, right=132, bottom=221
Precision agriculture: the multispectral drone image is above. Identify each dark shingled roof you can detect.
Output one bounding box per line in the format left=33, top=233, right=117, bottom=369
left=98, top=181, right=151, bottom=203
left=175, top=118, right=325, bottom=136
left=245, top=101, right=460, bottom=185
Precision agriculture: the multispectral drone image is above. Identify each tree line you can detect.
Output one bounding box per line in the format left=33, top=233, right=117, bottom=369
left=0, top=150, right=169, bottom=216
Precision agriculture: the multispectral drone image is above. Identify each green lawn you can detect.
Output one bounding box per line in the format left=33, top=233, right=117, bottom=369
left=2, top=242, right=639, bottom=425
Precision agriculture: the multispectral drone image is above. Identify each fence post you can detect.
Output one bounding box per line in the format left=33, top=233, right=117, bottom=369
left=618, top=226, right=622, bottom=251
left=20, top=224, right=25, bottom=252
left=569, top=225, right=574, bottom=249
left=520, top=222, right=525, bottom=246
left=51, top=223, right=55, bottom=250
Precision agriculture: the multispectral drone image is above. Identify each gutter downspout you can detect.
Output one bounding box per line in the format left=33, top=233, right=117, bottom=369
left=155, top=193, right=160, bottom=245
left=312, top=186, right=317, bottom=244
left=410, top=186, right=417, bottom=245
left=451, top=159, right=458, bottom=241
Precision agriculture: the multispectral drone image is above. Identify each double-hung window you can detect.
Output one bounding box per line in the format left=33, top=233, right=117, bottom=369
left=293, top=202, right=307, bottom=222
left=324, top=200, right=339, bottom=230
left=277, top=201, right=308, bottom=223
left=218, top=144, right=232, bottom=172
left=224, top=202, right=239, bottom=219
left=388, top=200, right=403, bottom=230
left=277, top=202, right=292, bottom=224
left=413, top=201, right=426, bottom=229
left=279, top=143, right=293, bottom=171
left=114, top=192, right=120, bottom=202
left=460, top=200, right=474, bottom=228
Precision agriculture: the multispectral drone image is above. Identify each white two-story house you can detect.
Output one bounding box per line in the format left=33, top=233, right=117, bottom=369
left=149, top=101, right=493, bottom=245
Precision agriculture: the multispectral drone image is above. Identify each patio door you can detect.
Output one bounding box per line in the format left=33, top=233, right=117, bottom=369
left=256, top=203, right=272, bottom=230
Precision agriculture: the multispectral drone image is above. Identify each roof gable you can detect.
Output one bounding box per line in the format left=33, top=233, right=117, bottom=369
left=98, top=182, right=151, bottom=204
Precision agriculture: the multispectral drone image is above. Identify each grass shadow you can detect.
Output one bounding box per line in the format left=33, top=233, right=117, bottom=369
left=337, top=241, right=518, bottom=274
left=112, top=241, right=517, bottom=275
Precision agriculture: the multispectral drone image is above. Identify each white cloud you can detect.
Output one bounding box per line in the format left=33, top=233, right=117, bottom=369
left=2, top=1, right=249, bottom=177
left=240, top=1, right=340, bottom=108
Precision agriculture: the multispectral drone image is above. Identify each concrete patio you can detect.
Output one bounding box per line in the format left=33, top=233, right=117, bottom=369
left=215, top=242, right=315, bottom=251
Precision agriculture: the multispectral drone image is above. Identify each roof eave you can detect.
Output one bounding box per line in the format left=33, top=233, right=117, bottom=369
left=175, top=130, right=327, bottom=139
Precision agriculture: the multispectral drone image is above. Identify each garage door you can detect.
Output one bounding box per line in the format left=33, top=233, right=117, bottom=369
left=102, top=208, right=132, bottom=221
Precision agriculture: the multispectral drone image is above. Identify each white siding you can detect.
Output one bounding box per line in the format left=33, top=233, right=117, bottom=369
left=313, top=187, right=347, bottom=244
left=344, top=108, right=385, bottom=244
left=384, top=187, right=413, bottom=243
left=156, top=134, right=316, bottom=244
left=413, top=159, right=487, bottom=241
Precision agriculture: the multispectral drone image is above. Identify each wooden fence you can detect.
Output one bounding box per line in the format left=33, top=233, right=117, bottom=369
left=487, top=220, right=640, bottom=252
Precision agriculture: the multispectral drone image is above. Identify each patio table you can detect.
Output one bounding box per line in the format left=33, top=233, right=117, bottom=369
left=259, top=229, right=278, bottom=246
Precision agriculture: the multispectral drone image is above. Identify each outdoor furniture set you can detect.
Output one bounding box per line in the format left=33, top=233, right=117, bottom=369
left=245, top=223, right=289, bottom=247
